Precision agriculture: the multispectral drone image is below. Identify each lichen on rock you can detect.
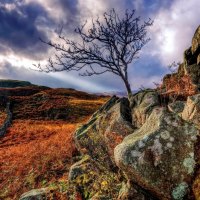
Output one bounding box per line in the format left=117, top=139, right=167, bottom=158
left=172, top=182, right=189, bottom=200
left=114, top=107, right=198, bottom=199
left=130, top=89, right=160, bottom=128
left=74, top=96, right=134, bottom=169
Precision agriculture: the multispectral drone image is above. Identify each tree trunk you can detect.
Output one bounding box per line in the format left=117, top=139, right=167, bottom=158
left=123, top=79, right=132, bottom=99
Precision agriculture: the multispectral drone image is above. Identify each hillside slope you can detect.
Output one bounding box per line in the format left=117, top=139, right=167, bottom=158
left=0, top=85, right=108, bottom=199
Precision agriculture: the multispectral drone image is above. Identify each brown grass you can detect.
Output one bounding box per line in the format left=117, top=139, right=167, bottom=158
left=0, top=120, right=80, bottom=199
left=0, top=87, right=108, bottom=199
left=10, top=89, right=108, bottom=122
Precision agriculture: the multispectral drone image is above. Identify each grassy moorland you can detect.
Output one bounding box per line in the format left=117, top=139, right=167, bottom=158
left=0, top=86, right=108, bottom=199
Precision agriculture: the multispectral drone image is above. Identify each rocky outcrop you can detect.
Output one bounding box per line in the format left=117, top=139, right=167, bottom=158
left=162, top=26, right=200, bottom=95
left=183, top=26, right=200, bottom=87
left=68, top=90, right=199, bottom=199
left=115, top=108, right=198, bottom=200
left=74, top=96, right=134, bottom=168
left=66, top=25, right=200, bottom=200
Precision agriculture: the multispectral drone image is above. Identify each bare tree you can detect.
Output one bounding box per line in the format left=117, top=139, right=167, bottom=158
left=37, top=9, right=153, bottom=97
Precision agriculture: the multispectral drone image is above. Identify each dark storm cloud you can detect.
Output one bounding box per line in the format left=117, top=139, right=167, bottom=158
left=56, top=0, right=80, bottom=33
left=124, top=0, right=174, bottom=19
left=59, top=0, right=78, bottom=15
left=0, top=1, right=52, bottom=59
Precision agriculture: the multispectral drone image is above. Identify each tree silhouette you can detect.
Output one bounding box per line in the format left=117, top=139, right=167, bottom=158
left=37, top=9, right=153, bottom=97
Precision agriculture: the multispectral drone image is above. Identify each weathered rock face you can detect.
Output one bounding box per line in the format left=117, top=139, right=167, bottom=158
left=184, top=48, right=197, bottom=66
left=192, top=26, right=200, bottom=54
left=182, top=94, right=200, bottom=128
left=184, top=63, right=200, bottom=87
left=115, top=108, right=198, bottom=200
left=74, top=96, right=134, bottom=168
left=168, top=101, right=185, bottom=114
left=183, top=26, right=200, bottom=89
left=130, top=89, right=160, bottom=128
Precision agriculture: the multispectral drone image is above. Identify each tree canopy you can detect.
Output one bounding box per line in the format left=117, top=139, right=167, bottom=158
left=37, top=9, right=153, bottom=96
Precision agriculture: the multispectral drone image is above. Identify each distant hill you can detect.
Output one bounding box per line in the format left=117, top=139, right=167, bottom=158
left=0, top=79, right=34, bottom=88
left=0, top=84, right=109, bottom=121
left=0, top=83, right=109, bottom=199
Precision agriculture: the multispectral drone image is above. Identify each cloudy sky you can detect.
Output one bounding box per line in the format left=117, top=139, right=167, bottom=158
left=0, top=0, right=199, bottom=93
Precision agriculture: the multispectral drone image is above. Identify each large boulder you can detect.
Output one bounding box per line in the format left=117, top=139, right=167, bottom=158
left=130, top=89, right=160, bottom=128
left=74, top=96, right=134, bottom=169
left=181, top=94, right=200, bottom=128
left=115, top=107, right=198, bottom=200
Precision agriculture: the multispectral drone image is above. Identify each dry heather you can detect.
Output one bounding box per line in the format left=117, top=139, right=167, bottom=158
left=0, top=120, right=77, bottom=199
left=0, top=87, right=108, bottom=199
left=161, top=74, right=197, bottom=100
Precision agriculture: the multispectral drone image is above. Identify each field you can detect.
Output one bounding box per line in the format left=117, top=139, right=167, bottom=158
left=0, top=86, right=108, bottom=199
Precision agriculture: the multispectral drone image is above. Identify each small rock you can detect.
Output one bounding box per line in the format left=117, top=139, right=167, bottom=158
left=19, top=188, right=49, bottom=200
